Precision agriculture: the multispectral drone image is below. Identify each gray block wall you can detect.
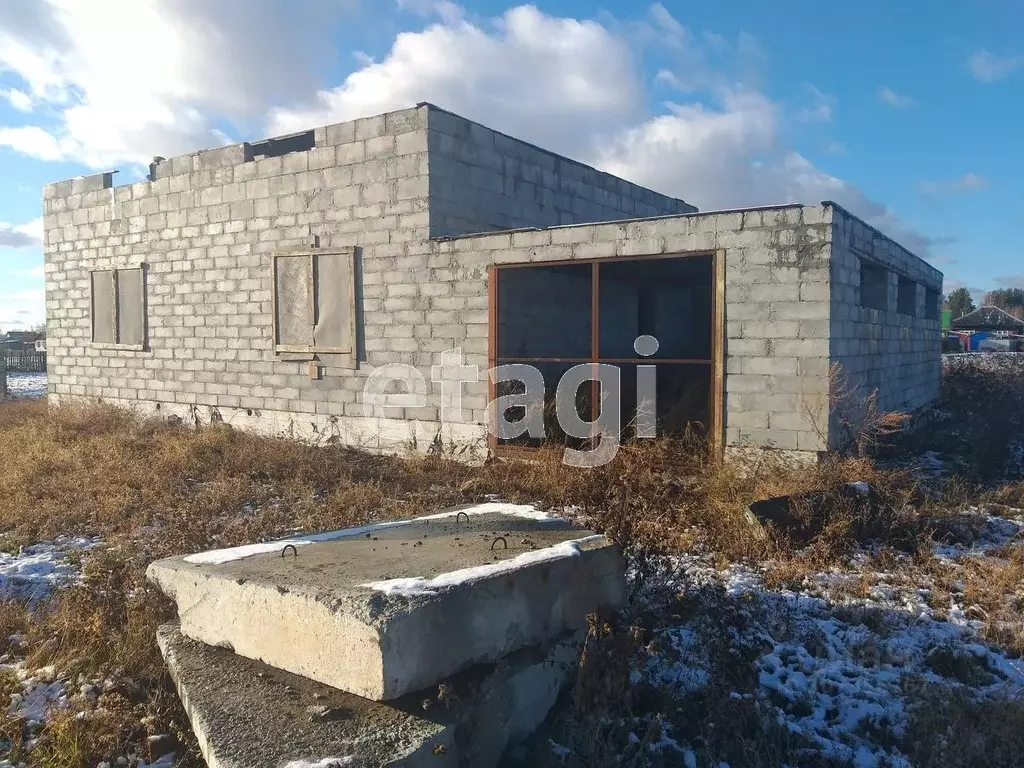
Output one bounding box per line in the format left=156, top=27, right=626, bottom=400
left=41, top=103, right=941, bottom=461
left=440, top=205, right=835, bottom=456
left=426, top=106, right=695, bottom=238
left=42, top=104, right=694, bottom=452
left=828, top=204, right=943, bottom=416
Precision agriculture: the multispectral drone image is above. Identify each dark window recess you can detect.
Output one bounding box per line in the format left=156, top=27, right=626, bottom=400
left=925, top=288, right=941, bottom=321
left=860, top=260, right=889, bottom=311
left=598, top=257, right=713, bottom=360
left=497, top=263, right=592, bottom=360
left=491, top=254, right=715, bottom=448
left=245, top=130, right=315, bottom=161
left=897, top=276, right=918, bottom=316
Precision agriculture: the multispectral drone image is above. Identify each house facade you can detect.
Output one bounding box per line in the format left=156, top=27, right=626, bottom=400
left=42, top=104, right=943, bottom=461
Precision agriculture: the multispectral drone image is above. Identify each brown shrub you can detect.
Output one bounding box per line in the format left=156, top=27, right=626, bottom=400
left=0, top=397, right=991, bottom=765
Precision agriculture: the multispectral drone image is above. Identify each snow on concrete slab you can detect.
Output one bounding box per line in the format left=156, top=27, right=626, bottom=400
left=362, top=535, right=605, bottom=596
left=183, top=520, right=413, bottom=565
left=419, top=502, right=563, bottom=522
left=184, top=502, right=565, bottom=565
left=149, top=509, right=623, bottom=700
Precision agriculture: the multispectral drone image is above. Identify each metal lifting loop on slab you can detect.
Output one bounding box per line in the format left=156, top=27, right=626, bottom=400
left=455, top=511, right=470, bottom=527
left=490, top=536, right=508, bottom=550
left=281, top=544, right=298, bottom=558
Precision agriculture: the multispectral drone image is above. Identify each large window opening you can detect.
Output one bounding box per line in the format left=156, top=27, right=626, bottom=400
left=490, top=254, right=717, bottom=449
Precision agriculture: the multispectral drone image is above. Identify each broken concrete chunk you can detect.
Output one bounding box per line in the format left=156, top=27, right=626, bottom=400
left=147, top=505, right=625, bottom=701
left=158, top=623, right=580, bottom=768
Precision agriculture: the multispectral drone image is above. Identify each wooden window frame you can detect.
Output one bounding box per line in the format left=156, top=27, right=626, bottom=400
left=271, top=248, right=357, bottom=356
left=487, top=249, right=726, bottom=457
left=90, top=265, right=147, bottom=351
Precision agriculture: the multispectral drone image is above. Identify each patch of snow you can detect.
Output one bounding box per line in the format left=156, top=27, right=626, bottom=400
left=184, top=520, right=413, bottom=564
left=933, top=509, right=1024, bottom=561
left=0, top=537, right=101, bottom=604
left=4, top=372, right=47, bottom=400
left=8, top=676, right=67, bottom=723
left=361, top=535, right=605, bottom=596
left=184, top=502, right=564, bottom=564
left=420, top=501, right=563, bottom=523
left=282, top=758, right=356, bottom=768
left=637, top=510, right=1024, bottom=767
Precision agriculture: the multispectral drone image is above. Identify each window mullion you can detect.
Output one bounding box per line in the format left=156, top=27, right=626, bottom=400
left=111, top=270, right=120, bottom=345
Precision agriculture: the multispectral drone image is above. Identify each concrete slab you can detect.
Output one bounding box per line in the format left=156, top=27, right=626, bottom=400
left=158, top=622, right=579, bottom=768
left=148, top=503, right=625, bottom=700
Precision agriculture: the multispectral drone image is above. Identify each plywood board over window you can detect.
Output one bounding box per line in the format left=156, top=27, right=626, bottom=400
left=91, top=266, right=146, bottom=349
left=272, top=248, right=357, bottom=367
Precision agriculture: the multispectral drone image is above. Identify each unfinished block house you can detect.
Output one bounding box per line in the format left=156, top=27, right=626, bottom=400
left=42, top=103, right=943, bottom=461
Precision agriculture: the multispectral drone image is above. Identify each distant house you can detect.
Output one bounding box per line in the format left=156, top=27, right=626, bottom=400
left=952, top=306, right=1024, bottom=333
left=951, top=306, right=1024, bottom=352
left=1, top=331, right=41, bottom=351
left=34, top=336, right=46, bottom=353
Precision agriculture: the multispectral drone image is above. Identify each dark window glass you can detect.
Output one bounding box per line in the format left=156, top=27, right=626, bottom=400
left=598, top=256, right=713, bottom=360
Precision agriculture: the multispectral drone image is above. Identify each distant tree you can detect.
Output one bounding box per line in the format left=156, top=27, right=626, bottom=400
left=945, top=288, right=976, bottom=319
left=984, top=287, right=1024, bottom=310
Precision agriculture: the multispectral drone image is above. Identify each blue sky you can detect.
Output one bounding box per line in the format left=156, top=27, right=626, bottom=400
left=1, top=0, right=1021, bottom=330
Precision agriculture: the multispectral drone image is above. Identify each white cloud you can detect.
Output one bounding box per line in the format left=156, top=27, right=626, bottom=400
left=968, top=49, right=1024, bottom=82
left=0, top=288, right=44, bottom=330
left=0, top=125, right=70, bottom=161
left=0, top=0, right=356, bottom=168
left=271, top=4, right=938, bottom=258
left=0, top=1, right=940, bottom=262
left=0, top=217, right=42, bottom=249
left=796, top=85, right=834, bottom=123
left=0, top=88, right=33, bottom=111
left=878, top=87, right=915, bottom=108
left=916, top=173, right=988, bottom=197
left=269, top=4, right=642, bottom=151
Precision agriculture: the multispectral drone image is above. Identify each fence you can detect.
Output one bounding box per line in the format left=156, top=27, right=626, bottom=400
left=4, top=350, right=46, bottom=373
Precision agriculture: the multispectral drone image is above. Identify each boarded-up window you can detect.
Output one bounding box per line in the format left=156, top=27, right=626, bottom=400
left=91, top=268, right=146, bottom=347
left=272, top=250, right=356, bottom=357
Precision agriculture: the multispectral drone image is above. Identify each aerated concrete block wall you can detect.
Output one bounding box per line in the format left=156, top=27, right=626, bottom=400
left=44, top=105, right=438, bottom=449
left=426, top=107, right=695, bottom=238
left=828, top=205, right=943, bottom=414
left=440, top=205, right=836, bottom=457
left=41, top=104, right=691, bottom=453
left=42, top=102, right=941, bottom=461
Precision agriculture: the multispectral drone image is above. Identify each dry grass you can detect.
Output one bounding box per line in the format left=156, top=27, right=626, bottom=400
left=0, top=384, right=1020, bottom=765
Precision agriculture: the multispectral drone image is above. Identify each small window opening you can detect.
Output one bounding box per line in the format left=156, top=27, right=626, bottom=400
left=897, top=276, right=918, bottom=316
left=245, top=130, right=315, bottom=161
left=860, top=260, right=888, bottom=311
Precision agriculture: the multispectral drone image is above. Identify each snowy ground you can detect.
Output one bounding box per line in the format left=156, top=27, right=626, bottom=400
left=617, top=508, right=1024, bottom=768
left=0, top=538, right=177, bottom=768
left=3, top=373, right=47, bottom=400
left=0, top=536, right=100, bottom=605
